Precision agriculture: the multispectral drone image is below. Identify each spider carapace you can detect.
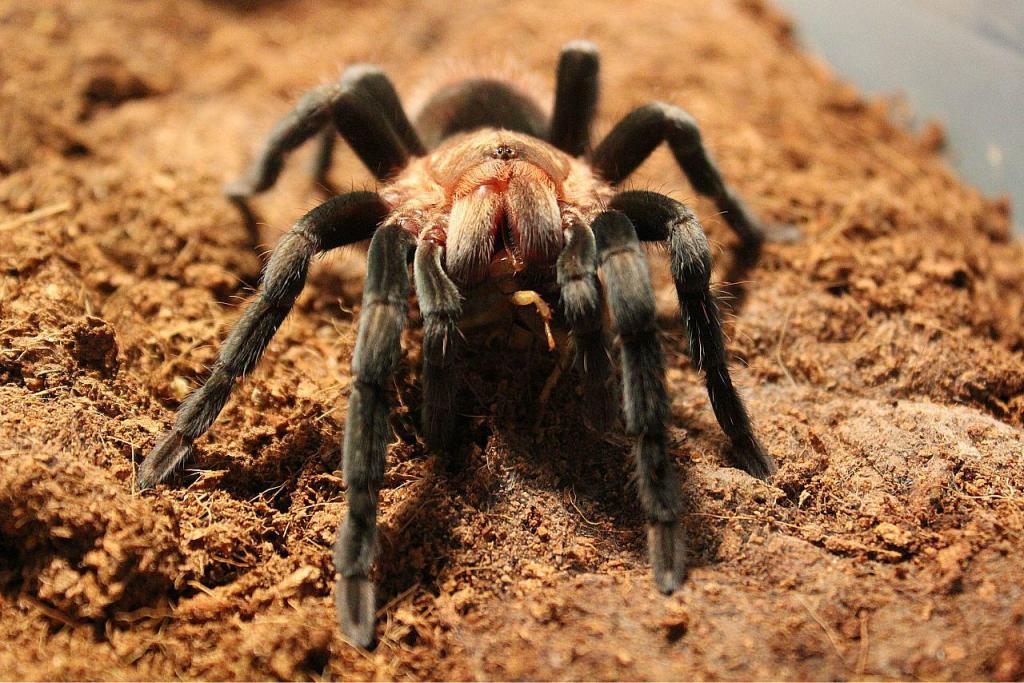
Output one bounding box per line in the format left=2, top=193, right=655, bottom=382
left=135, top=41, right=783, bottom=648
left=384, top=129, right=608, bottom=286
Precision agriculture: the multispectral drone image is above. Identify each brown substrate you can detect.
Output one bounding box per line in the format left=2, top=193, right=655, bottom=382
left=1, top=0, right=1023, bottom=679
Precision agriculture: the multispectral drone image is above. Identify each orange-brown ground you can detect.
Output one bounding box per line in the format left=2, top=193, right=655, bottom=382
left=2, top=0, right=1024, bottom=680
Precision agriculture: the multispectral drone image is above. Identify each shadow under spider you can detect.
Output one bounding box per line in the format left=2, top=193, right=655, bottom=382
left=476, top=352, right=725, bottom=569
left=368, top=342, right=727, bottom=614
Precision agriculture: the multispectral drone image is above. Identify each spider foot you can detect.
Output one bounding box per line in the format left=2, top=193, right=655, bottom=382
left=223, top=182, right=262, bottom=251
left=735, top=221, right=801, bottom=266
left=730, top=436, right=777, bottom=481
left=222, top=177, right=256, bottom=201
left=337, top=575, right=377, bottom=649
left=763, top=221, right=801, bottom=243
left=137, top=430, right=192, bottom=490
left=648, top=520, right=687, bottom=594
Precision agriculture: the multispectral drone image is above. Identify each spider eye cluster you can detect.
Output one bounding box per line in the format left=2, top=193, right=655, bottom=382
left=491, top=144, right=517, bottom=160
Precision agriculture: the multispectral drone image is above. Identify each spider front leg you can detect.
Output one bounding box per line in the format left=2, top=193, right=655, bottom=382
left=414, top=239, right=463, bottom=451
left=225, top=66, right=421, bottom=244
left=611, top=190, right=776, bottom=479
left=592, top=102, right=792, bottom=258
left=335, top=225, right=415, bottom=649
left=137, top=192, right=388, bottom=489
left=592, top=210, right=686, bottom=593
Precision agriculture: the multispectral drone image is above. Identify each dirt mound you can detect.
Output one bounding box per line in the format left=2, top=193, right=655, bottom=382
left=1, top=0, right=1023, bottom=679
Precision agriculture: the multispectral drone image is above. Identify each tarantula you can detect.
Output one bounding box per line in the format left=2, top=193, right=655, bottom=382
left=137, top=41, right=779, bottom=648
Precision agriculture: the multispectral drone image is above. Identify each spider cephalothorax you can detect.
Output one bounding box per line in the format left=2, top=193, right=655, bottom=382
left=137, top=41, right=781, bottom=648
left=383, top=130, right=608, bottom=286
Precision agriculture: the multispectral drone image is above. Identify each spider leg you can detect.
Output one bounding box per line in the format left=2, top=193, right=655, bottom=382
left=309, top=128, right=339, bottom=195
left=310, top=65, right=426, bottom=191
left=225, top=66, right=419, bottom=244
left=414, top=79, right=548, bottom=150
left=592, top=102, right=773, bottom=258
left=611, top=190, right=775, bottom=479
left=556, top=217, right=617, bottom=428
left=335, top=224, right=416, bottom=649
left=592, top=210, right=685, bottom=593
left=414, top=239, right=463, bottom=451
left=549, top=40, right=600, bottom=157
left=136, top=192, right=388, bottom=490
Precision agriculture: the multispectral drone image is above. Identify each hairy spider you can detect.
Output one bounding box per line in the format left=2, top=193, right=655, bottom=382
left=137, top=41, right=780, bottom=648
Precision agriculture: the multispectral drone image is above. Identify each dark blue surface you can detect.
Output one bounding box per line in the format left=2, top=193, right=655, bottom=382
left=776, top=0, right=1024, bottom=233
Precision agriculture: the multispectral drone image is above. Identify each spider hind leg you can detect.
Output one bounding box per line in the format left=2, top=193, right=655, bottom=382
left=549, top=40, right=600, bottom=157
left=593, top=102, right=800, bottom=260
left=225, top=66, right=420, bottom=247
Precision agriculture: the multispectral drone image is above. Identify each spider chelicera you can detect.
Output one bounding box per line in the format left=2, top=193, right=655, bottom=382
left=137, top=41, right=780, bottom=648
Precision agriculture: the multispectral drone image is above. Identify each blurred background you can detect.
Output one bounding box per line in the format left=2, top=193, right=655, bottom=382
left=779, top=0, right=1024, bottom=233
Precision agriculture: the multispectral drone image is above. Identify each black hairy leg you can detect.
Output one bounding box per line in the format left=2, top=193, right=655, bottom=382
left=310, top=66, right=426, bottom=193
left=556, top=218, right=617, bottom=428
left=593, top=102, right=782, bottom=259
left=414, top=239, right=463, bottom=452
left=136, top=192, right=389, bottom=490
left=592, top=210, right=686, bottom=593
left=549, top=40, right=600, bottom=157
left=224, top=65, right=421, bottom=246
left=611, top=190, right=776, bottom=479
left=335, top=224, right=416, bottom=649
